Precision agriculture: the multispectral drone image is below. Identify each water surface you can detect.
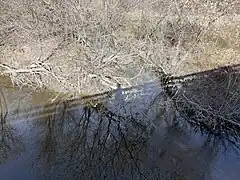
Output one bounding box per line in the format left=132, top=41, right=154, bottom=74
left=0, top=78, right=239, bottom=180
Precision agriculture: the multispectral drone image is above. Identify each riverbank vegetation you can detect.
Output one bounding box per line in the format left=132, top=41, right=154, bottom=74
left=0, top=0, right=239, bottom=95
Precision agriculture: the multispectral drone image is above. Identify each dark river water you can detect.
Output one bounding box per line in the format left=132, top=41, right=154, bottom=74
left=0, top=79, right=239, bottom=180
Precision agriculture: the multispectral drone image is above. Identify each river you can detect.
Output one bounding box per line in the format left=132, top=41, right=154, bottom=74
left=0, top=75, right=239, bottom=180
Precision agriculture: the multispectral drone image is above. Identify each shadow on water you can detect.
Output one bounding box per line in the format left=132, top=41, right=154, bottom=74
left=171, top=64, right=240, bottom=147
left=0, top=64, right=240, bottom=180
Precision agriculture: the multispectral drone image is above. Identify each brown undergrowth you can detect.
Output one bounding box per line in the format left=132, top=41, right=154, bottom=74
left=0, top=0, right=239, bottom=95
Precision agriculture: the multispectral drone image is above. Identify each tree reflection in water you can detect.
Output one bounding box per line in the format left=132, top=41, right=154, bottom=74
left=32, top=96, right=219, bottom=180
left=0, top=88, right=24, bottom=164
left=1, top=65, right=239, bottom=179
left=0, top=122, right=24, bottom=164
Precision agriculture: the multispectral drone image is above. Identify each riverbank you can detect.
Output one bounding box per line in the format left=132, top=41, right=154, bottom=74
left=1, top=0, right=239, bottom=95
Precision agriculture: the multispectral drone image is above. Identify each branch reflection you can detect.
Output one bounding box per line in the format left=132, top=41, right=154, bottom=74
left=0, top=88, right=24, bottom=164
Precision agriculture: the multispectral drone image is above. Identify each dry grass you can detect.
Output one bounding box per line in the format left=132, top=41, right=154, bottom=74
left=0, top=0, right=239, bottom=94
